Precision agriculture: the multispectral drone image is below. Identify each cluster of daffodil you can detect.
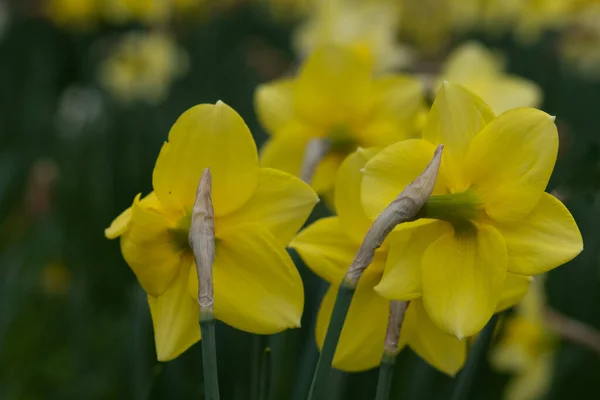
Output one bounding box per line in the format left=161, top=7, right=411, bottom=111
left=106, top=39, right=583, bottom=399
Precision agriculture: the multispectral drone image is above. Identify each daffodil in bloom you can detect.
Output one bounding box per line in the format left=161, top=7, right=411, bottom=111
left=99, top=31, right=188, bottom=104
left=105, top=101, right=318, bottom=361
left=46, top=0, right=100, bottom=28
left=440, top=41, right=541, bottom=114
left=491, top=278, right=555, bottom=400
left=362, top=82, right=583, bottom=339
left=256, top=46, right=425, bottom=195
left=294, top=0, right=412, bottom=72
left=291, top=148, right=532, bottom=374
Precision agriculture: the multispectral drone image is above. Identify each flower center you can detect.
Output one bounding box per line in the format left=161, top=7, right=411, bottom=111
left=328, top=126, right=357, bottom=154
left=418, top=189, right=484, bottom=233
left=169, top=212, right=192, bottom=252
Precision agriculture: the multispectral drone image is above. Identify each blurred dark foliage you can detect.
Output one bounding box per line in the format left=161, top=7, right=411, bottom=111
left=0, top=3, right=598, bottom=400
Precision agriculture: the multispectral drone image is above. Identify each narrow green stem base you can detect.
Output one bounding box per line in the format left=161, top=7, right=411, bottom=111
left=259, top=348, right=272, bottom=400
left=307, top=283, right=355, bottom=400
left=200, top=317, right=220, bottom=400
left=375, top=353, right=396, bottom=400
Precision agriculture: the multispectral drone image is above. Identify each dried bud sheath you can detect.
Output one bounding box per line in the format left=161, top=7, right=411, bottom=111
left=300, top=138, right=331, bottom=184
left=189, top=168, right=216, bottom=318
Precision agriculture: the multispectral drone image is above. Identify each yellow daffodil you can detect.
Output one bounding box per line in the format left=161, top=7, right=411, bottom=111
left=294, top=0, right=412, bottom=72
left=46, top=0, right=100, bottom=28
left=105, top=101, right=318, bottom=361
left=256, top=46, right=425, bottom=194
left=440, top=41, right=541, bottom=115
left=290, top=148, right=531, bottom=374
left=99, top=31, right=188, bottom=104
left=491, top=278, right=555, bottom=400
left=362, top=82, right=583, bottom=339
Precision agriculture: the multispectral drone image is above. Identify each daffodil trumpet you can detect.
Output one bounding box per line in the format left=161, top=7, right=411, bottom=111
left=375, top=300, right=409, bottom=400
left=189, top=168, right=220, bottom=400
left=308, top=145, right=443, bottom=400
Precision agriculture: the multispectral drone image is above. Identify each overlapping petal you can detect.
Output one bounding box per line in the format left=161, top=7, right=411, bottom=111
left=148, top=264, right=200, bottom=362
left=260, top=124, right=315, bottom=177
left=401, top=300, right=466, bottom=376
left=105, top=192, right=161, bottom=239
left=220, top=168, right=318, bottom=246
left=361, top=139, right=450, bottom=220
left=375, top=220, right=446, bottom=301
left=153, top=101, right=259, bottom=216
left=255, top=78, right=295, bottom=135
left=477, top=77, right=542, bottom=115
left=189, top=227, right=303, bottom=334
left=316, top=284, right=388, bottom=372
left=496, top=273, right=533, bottom=312
left=465, top=107, right=558, bottom=223
left=421, top=224, right=507, bottom=338
left=495, top=193, right=583, bottom=275
left=422, top=82, right=495, bottom=190
left=120, top=195, right=182, bottom=296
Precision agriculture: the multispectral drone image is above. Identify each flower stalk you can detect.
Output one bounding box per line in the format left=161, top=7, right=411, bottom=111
left=189, top=168, right=220, bottom=400
left=308, top=145, right=444, bottom=400
left=375, top=300, right=409, bottom=400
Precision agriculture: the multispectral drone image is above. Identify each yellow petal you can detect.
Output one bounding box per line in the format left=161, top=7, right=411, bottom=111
left=402, top=300, right=466, bottom=376
left=120, top=196, right=182, bottom=296
left=152, top=101, right=259, bottom=216
left=496, top=193, right=583, bottom=275
left=312, top=151, right=346, bottom=194
left=465, top=108, right=558, bottom=223
left=219, top=168, right=318, bottom=246
left=335, top=148, right=380, bottom=243
left=361, top=139, right=450, bottom=220
left=422, top=82, right=495, bottom=189
left=290, top=217, right=359, bottom=285
left=316, top=285, right=389, bottom=372
left=148, top=264, right=200, bottom=362
left=496, top=273, right=533, bottom=312
left=504, top=355, right=553, bottom=400
left=421, top=224, right=507, bottom=338
left=189, top=227, right=304, bottom=334
left=255, top=78, right=295, bottom=135
left=375, top=221, right=446, bottom=301
left=105, top=192, right=161, bottom=239
left=442, top=41, right=501, bottom=82
left=476, top=77, right=542, bottom=115
left=358, top=75, right=424, bottom=146
left=259, top=124, right=314, bottom=177
left=294, top=46, right=372, bottom=128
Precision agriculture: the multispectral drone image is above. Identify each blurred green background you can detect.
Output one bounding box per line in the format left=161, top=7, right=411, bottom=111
left=0, top=1, right=599, bottom=399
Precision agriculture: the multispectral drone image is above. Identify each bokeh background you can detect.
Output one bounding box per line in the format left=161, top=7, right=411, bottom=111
left=1, top=0, right=599, bottom=399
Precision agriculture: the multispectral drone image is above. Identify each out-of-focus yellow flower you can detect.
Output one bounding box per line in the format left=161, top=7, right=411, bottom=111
left=291, top=148, right=531, bottom=374
left=440, top=41, right=542, bottom=114
left=104, top=0, right=171, bottom=25
left=294, top=0, right=412, bottom=72
left=99, top=31, right=188, bottom=105
left=491, top=279, right=555, bottom=400
left=256, top=46, right=425, bottom=195
left=105, top=102, right=318, bottom=361
left=46, top=0, right=100, bottom=28
left=40, top=263, right=72, bottom=296
left=362, top=82, right=582, bottom=339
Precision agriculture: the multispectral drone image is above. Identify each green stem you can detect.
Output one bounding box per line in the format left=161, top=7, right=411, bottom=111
left=200, top=314, right=220, bottom=400
left=307, top=283, right=355, bottom=400
left=259, top=348, right=272, bottom=400
left=450, top=313, right=500, bottom=400
left=375, top=353, right=396, bottom=400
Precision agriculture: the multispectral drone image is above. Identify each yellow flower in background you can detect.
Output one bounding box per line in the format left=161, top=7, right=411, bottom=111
left=256, top=46, right=425, bottom=194
left=294, top=0, right=413, bottom=72
left=362, top=82, right=583, bottom=339
left=99, top=31, right=188, bottom=105
left=290, top=148, right=532, bottom=374
left=440, top=41, right=541, bottom=114
left=46, top=0, right=100, bottom=28
left=491, top=278, right=555, bottom=400
left=104, top=0, right=171, bottom=25
left=105, top=102, right=318, bottom=361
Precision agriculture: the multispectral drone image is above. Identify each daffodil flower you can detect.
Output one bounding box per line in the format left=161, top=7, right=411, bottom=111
left=362, top=82, right=583, bottom=338
left=256, top=46, right=425, bottom=194
left=290, top=148, right=532, bottom=374
left=440, top=41, right=541, bottom=114
left=105, top=101, right=318, bottom=361
left=491, top=278, right=555, bottom=400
